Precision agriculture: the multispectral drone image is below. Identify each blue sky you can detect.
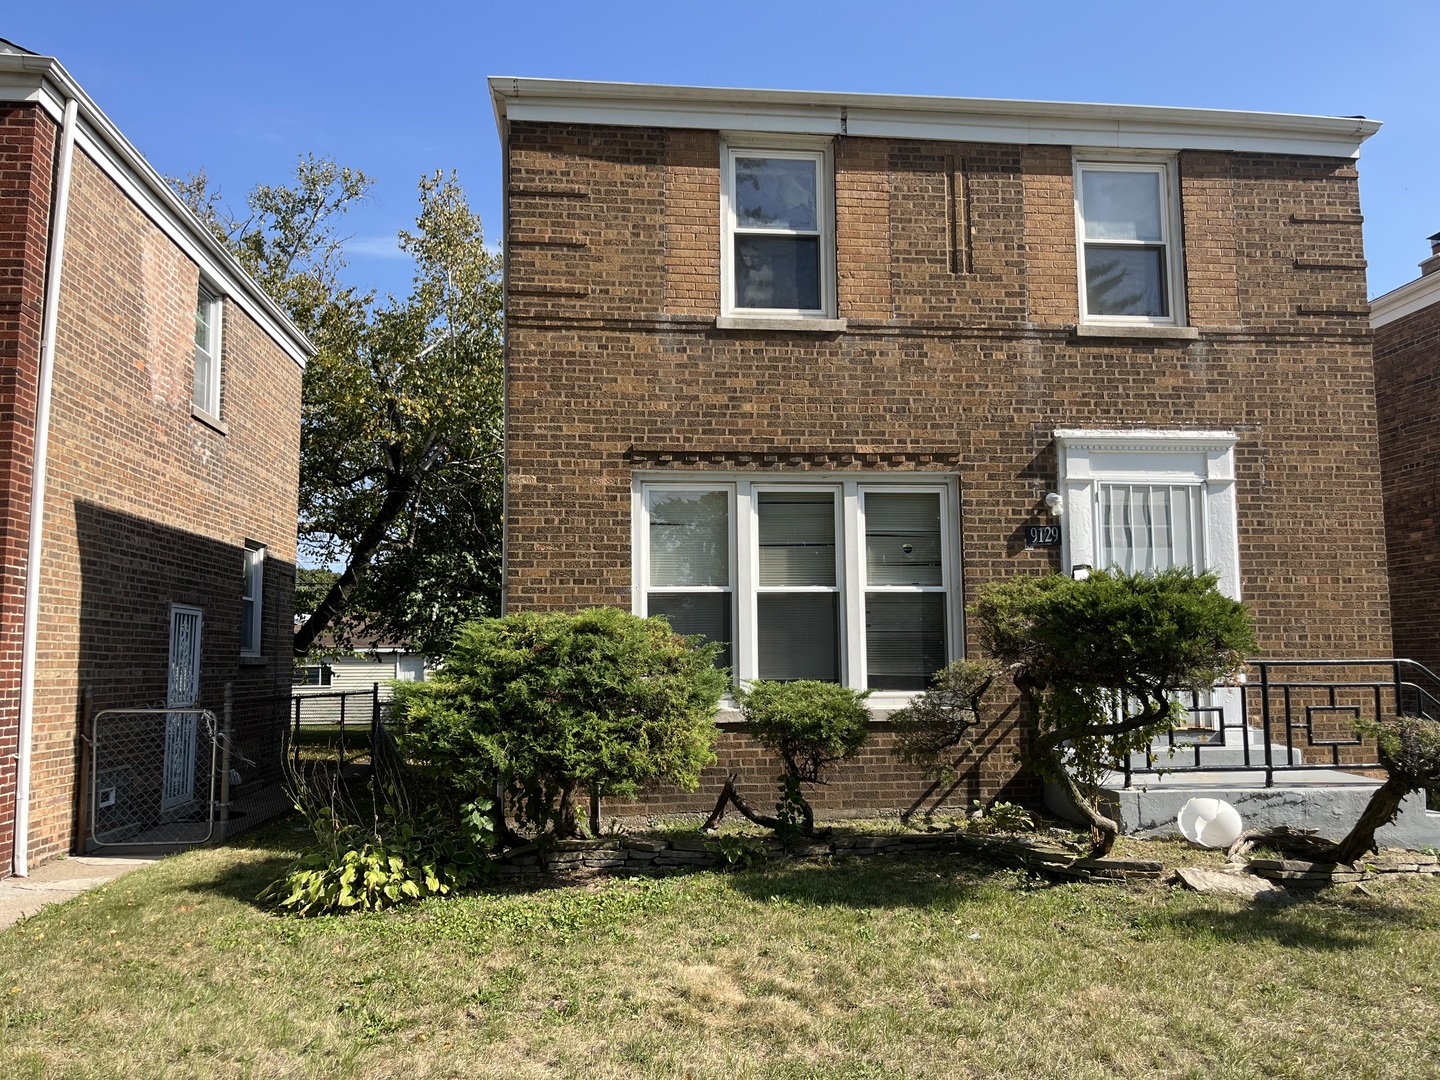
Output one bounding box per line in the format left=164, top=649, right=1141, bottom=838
left=7, top=1, right=1437, bottom=298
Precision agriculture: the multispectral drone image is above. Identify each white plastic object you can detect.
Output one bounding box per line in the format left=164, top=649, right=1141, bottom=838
left=1177, top=797, right=1244, bottom=848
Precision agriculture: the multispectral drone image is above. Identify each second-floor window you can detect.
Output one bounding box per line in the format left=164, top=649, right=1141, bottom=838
left=721, top=140, right=836, bottom=319
left=193, top=284, right=223, bottom=418
left=1074, top=158, right=1185, bottom=327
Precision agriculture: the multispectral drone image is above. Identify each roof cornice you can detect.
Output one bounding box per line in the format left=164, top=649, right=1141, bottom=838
left=0, top=52, right=313, bottom=366
left=1371, top=270, right=1440, bottom=329
left=488, top=77, right=1381, bottom=159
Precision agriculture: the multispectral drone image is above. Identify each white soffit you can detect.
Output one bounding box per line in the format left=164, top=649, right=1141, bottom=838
left=1371, top=272, right=1440, bottom=329
left=0, top=53, right=312, bottom=367
left=489, top=78, right=1381, bottom=159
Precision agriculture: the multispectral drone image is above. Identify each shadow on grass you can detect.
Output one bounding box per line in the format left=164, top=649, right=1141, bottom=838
left=1147, top=889, right=1433, bottom=951
left=726, top=851, right=1010, bottom=910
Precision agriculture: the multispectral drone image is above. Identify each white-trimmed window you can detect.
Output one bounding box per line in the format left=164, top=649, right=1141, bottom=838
left=241, top=543, right=265, bottom=656
left=193, top=284, right=223, bottom=418
left=721, top=140, right=835, bottom=319
left=294, top=664, right=333, bottom=687
left=1074, top=159, right=1185, bottom=326
left=1054, top=430, right=1238, bottom=598
left=636, top=476, right=958, bottom=697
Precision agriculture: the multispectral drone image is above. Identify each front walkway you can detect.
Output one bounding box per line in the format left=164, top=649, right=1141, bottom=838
left=0, top=854, right=159, bottom=931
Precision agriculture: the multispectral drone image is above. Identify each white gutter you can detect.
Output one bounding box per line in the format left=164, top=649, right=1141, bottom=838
left=13, top=95, right=78, bottom=877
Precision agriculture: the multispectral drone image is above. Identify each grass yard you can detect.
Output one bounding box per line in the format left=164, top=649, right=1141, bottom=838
left=3, top=826, right=1439, bottom=1080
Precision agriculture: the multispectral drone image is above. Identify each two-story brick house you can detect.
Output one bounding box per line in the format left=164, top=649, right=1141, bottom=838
left=1372, top=234, right=1440, bottom=672
left=490, top=78, right=1390, bottom=819
left=0, top=42, right=310, bottom=876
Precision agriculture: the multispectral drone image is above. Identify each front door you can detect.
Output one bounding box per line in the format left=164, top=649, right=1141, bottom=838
left=162, top=605, right=203, bottom=811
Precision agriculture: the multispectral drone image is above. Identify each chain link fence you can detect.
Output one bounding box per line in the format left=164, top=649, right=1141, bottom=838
left=83, top=684, right=391, bottom=852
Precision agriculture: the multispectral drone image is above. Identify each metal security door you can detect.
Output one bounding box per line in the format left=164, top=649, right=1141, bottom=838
left=162, top=605, right=203, bottom=811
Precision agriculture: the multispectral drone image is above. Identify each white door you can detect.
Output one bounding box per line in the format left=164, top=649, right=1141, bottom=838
left=162, top=605, right=203, bottom=811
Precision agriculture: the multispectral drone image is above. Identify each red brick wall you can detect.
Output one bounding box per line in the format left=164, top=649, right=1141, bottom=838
left=503, top=121, right=1392, bottom=818
left=1374, top=293, right=1440, bottom=671
left=20, top=145, right=302, bottom=867
left=0, top=104, right=57, bottom=867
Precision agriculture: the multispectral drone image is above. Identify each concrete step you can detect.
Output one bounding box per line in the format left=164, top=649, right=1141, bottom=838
left=1047, top=771, right=1440, bottom=851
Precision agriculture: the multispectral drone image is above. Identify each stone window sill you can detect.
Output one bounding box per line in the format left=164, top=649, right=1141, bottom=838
left=192, top=406, right=229, bottom=435
left=715, top=315, right=848, bottom=333
left=1074, top=324, right=1200, bottom=342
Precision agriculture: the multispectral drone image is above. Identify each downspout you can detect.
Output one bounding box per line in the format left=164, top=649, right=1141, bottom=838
left=13, top=95, right=79, bottom=877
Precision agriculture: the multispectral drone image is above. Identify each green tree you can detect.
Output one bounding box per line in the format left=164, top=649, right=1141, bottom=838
left=392, top=608, right=726, bottom=842
left=970, top=568, right=1256, bottom=856
left=702, top=680, right=871, bottom=839
left=173, top=157, right=503, bottom=656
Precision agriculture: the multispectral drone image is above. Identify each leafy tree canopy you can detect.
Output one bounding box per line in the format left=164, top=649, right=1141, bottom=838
left=174, top=157, right=503, bottom=656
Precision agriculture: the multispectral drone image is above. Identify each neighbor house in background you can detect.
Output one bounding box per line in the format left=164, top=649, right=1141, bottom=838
left=491, top=78, right=1391, bottom=820
left=294, top=629, right=429, bottom=700
left=1372, top=232, right=1440, bottom=672
left=0, top=41, right=310, bottom=877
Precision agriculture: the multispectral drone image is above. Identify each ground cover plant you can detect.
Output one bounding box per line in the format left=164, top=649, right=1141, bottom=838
left=5, top=826, right=1439, bottom=1080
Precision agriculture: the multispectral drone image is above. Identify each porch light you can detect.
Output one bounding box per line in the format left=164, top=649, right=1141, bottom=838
left=1044, top=492, right=1064, bottom=517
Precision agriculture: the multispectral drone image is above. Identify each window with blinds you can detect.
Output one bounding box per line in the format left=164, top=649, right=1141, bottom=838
left=638, top=478, right=957, bottom=694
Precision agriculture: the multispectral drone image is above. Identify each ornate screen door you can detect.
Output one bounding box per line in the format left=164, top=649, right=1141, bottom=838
left=162, top=604, right=203, bottom=811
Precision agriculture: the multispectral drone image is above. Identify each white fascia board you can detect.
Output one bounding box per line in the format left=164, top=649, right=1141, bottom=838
left=489, top=77, right=1381, bottom=159
left=1054, top=429, right=1237, bottom=453
left=0, top=54, right=313, bottom=367
left=1371, top=271, right=1440, bottom=329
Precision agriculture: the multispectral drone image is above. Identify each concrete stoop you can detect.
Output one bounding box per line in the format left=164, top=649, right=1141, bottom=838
left=1048, top=767, right=1440, bottom=851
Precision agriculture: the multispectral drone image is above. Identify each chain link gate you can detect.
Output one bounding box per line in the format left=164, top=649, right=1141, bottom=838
left=86, top=706, right=221, bottom=848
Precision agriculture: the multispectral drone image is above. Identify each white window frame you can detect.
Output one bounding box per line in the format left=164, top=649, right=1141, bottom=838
left=720, top=136, right=836, bottom=321
left=1054, top=430, right=1239, bottom=599
left=241, top=543, right=265, bottom=657
left=193, top=283, right=223, bottom=419
left=295, top=663, right=333, bottom=687
left=1073, top=155, right=1186, bottom=328
left=633, top=473, right=961, bottom=707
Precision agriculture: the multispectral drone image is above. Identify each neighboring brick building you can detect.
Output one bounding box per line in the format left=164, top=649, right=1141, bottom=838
left=0, top=42, right=310, bottom=876
left=1372, top=234, right=1440, bottom=671
left=489, top=78, right=1393, bottom=819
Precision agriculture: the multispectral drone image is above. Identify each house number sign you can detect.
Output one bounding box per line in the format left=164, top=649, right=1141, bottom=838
left=1025, top=524, right=1061, bottom=549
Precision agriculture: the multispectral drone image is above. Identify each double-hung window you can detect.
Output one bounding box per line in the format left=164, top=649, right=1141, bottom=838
left=193, top=284, right=223, bottom=419
left=241, top=543, right=265, bottom=656
left=721, top=140, right=836, bottom=320
left=636, top=476, right=957, bottom=697
left=1074, top=159, right=1185, bottom=326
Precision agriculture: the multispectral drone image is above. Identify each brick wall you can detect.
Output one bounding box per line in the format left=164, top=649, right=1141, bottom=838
left=19, top=144, right=302, bottom=867
left=503, top=121, right=1392, bottom=817
left=1374, top=295, right=1440, bottom=670
left=0, top=104, right=57, bottom=865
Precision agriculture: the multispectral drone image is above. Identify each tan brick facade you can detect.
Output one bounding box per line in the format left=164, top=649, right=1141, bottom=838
left=500, top=110, right=1392, bottom=820
left=1373, top=273, right=1440, bottom=671
left=0, top=98, right=303, bottom=873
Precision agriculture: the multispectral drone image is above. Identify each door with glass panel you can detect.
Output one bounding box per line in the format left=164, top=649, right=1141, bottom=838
left=1095, top=483, right=1204, bottom=575
left=162, top=605, right=203, bottom=812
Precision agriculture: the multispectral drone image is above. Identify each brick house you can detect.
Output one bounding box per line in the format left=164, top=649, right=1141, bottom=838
left=1372, top=233, right=1440, bottom=672
left=489, top=78, right=1392, bottom=820
left=0, top=42, right=310, bottom=876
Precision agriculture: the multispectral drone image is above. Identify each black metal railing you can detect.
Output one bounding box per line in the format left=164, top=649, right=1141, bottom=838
left=1117, top=658, right=1440, bottom=789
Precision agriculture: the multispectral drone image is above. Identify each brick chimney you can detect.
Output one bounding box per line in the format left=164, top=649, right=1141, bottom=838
left=1422, top=231, right=1440, bottom=277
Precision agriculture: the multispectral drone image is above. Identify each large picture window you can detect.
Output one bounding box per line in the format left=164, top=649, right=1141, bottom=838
left=1074, top=159, right=1185, bottom=326
left=636, top=476, right=958, bottom=696
left=721, top=141, right=835, bottom=319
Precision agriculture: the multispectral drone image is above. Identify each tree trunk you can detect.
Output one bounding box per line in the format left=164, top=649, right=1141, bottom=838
left=1332, top=776, right=1412, bottom=865
left=294, top=470, right=418, bottom=657
left=702, top=775, right=787, bottom=833
left=556, top=782, right=580, bottom=839
left=588, top=789, right=601, bottom=838
left=1043, top=742, right=1120, bottom=857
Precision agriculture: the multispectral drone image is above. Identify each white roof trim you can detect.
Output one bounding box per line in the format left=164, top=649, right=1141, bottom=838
left=1371, top=271, right=1440, bottom=329
left=489, top=77, right=1381, bottom=159
left=0, top=53, right=313, bottom=367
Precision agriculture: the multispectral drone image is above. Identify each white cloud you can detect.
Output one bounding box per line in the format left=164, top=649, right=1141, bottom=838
left=346, top=235, right=409, bottom=260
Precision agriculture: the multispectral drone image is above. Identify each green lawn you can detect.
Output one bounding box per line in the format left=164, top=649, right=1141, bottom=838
left=3, top=827, right=1438, bottom=1079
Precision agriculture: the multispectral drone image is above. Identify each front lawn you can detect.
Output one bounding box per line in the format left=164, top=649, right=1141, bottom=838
left=3, top=828, right=1438, bottom=1079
